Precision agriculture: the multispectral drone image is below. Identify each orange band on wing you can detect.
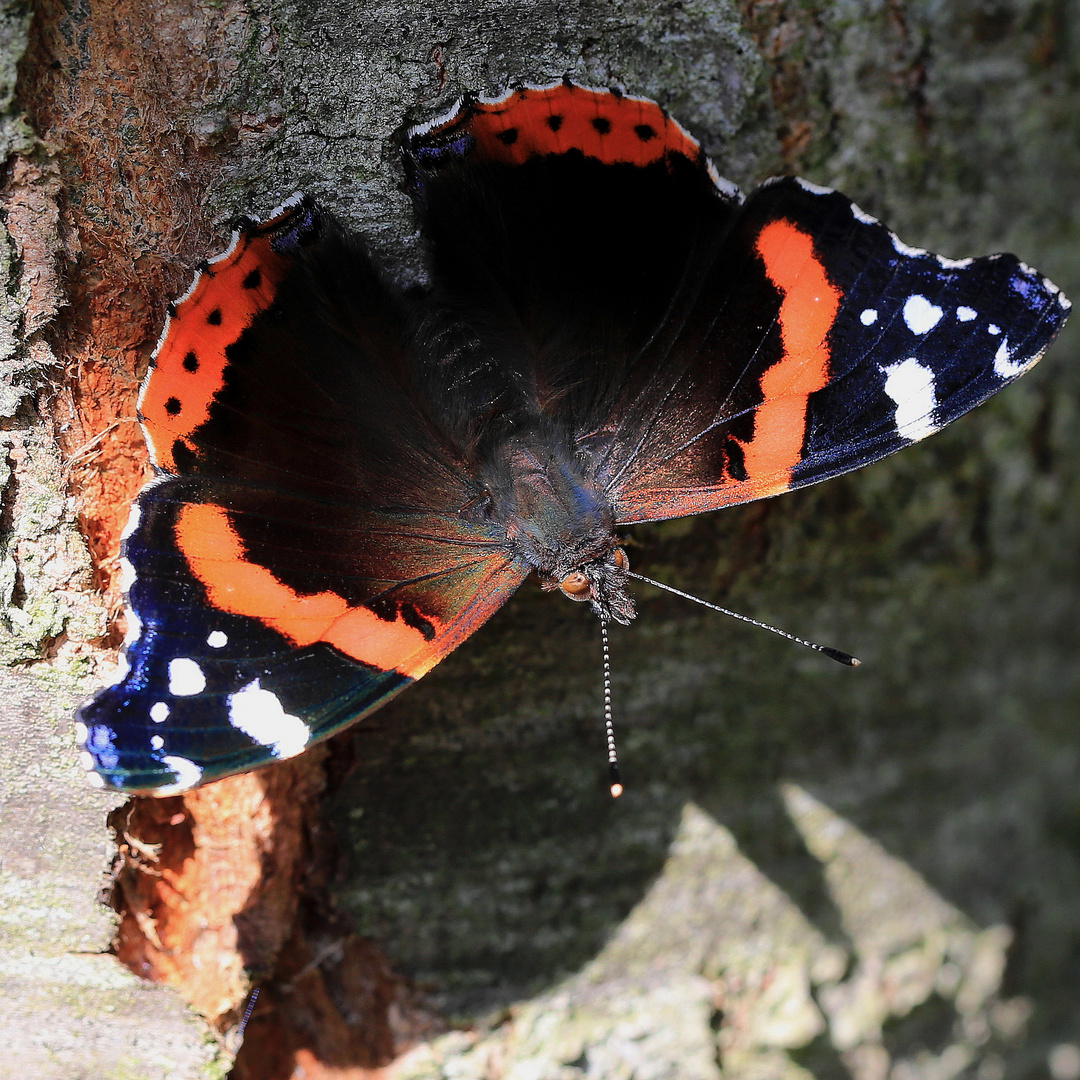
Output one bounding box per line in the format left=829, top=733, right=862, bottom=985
left=439, top=85, right=702, bottom=168
left=735, top=219, right=840, bottom=494
left=175, top=503, right=443, bottom=677
left=139, top=230, right=291, bottom=472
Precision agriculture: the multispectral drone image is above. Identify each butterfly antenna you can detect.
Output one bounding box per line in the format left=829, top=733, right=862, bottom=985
left=627, top=571, right=860, bottom=667
left=237, top=986, right=260, bottom=1040
left=601, top=619, right=623, bottom=798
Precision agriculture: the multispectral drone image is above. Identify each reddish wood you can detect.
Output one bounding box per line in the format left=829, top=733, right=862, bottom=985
left=16, top=2, right=433, bottom=1072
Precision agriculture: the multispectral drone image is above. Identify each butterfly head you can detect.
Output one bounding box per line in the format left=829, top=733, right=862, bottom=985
left=539, top=546, right=636, bottom=625
left=487, top=434, right=637, bottom=625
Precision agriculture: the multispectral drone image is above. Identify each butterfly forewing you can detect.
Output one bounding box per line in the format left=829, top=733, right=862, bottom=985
left=80, top=491, right=525, bottom=792
left=603, top=178, right=1070, bottom=521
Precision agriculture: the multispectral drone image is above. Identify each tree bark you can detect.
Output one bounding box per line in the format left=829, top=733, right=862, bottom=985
left=1, top=1, right=1078, bottom=1078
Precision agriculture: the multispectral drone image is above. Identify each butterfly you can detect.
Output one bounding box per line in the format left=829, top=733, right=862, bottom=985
left=76, top=82, right=1070, bottom=795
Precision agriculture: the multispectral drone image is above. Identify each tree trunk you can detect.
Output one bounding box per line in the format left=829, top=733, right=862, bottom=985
left=2, top=1, right=1078, bottom=1078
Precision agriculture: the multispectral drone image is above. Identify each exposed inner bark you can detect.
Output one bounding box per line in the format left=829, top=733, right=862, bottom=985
left=18, top=2, right=420, bottom=1073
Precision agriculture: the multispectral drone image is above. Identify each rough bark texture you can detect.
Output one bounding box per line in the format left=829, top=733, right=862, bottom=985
left=1, top=1, right=1078, bottom=1078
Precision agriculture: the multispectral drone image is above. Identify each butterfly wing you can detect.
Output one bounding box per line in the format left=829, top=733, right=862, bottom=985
left=78, top=201, right=527, bottom=794
left=601, top=178, right=1071, bottom=522
left=405, top=86, right=1070, bottom=525
left=405, top=84, right=744, bottom=447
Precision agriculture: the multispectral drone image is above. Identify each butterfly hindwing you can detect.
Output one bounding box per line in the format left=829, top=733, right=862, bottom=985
left=405, top=84, right=746, bottom=446
left=137, top=208, right=294, bottom=473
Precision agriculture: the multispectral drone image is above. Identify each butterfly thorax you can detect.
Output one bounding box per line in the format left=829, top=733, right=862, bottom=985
left=482, top=430, right=635, bottom=625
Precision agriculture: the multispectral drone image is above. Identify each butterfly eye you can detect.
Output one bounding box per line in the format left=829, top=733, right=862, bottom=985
left=612, top=547, right=628, bottom=571
left=559, top=571, right=592, bottom=599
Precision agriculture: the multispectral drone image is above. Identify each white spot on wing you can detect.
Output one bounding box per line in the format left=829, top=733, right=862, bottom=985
left=993, top=338, right=1030, bottom=378
left=119, top=504, right=142, bottom=541
left=850, top=202, right=878, bottom=225
left=860, top=308, right=878, bottom=326
left=936, top=255, right=973, bottom=269
left=956, top=306, right=977, bottom=322
left=123, top=609, right=142, bottom=647
left=892, top=234, right=927, bottom=258
left=228, top=680, right=310, bottom=760
left=168, top=657, right=206, bottom=696
left=85, top=772, right=106, bottom=789
left=1060, top=292, right=1072, bottom=310
left=78, top=750, right=96, bottom=771
left=156, top=756, right=203, bottom=795
left=207, top=630, right=228, bottom=648
left=988, top=324, right=1001, bottom=335
left=150, top=702, right=170, bottom=724
left=902, top=295, right=943, bottom=335
left=118, top=558, right=137, bottom=592
left=106, top=654, right=130, bottom=687
left=74, top=721, right=88, bottom=743
left=150, top=735, right=165, bottom=750
left=796, top=177, right=833, bottom=196
left=881, top=358, right=939, bottom=442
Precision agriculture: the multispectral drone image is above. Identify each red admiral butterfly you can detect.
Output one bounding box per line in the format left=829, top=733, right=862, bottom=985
left=75, top=83, right=1070, bottom=795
